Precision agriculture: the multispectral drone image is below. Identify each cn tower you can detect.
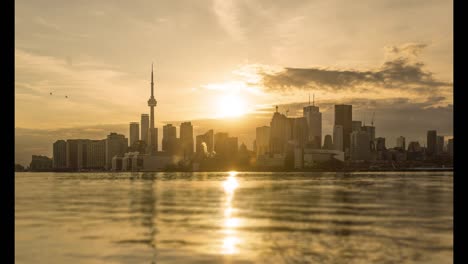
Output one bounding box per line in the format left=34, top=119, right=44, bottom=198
left=147, top=63, right=157, bottom=155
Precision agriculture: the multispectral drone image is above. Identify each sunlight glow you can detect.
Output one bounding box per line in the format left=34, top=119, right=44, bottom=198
left=220, top=171, right=241, bottom=255
left=222, top=236, right=239, bottom=255
left=217, top=94, right=247, bottom=118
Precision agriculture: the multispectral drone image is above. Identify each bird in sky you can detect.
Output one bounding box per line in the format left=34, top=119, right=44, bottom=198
left=65, top=95, right=68, bottom=99
left=50, top=92, right=53, bottom=95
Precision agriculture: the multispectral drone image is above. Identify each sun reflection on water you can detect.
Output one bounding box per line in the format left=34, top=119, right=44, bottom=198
left=221, top=171, right=241, bottom=255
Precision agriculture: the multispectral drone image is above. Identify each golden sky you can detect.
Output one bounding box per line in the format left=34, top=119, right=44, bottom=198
left=15, top=0, right=453, bottom=165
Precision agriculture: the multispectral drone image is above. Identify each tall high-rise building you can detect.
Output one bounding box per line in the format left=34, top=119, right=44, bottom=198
left=196, top=129, right=214, bottom=156
left=323, top=135, right=333, bottom=150
left=333, top=125, right=343, bottom=151
left=436, top=135, right=444, bottom=154
left=303, top=101, right=322, bottom=148
left=66, top=139, right=79, bottom=169
left=129, top=122, right=140, bottom=147
left=180, top=122, right=194, bottom=158
left=141, top=114, right=149, bottom=143
left=256, top=126, right=270, bottom=156
left=427, top=130, right=437, bottom=157
left=362, top=126, right=375, bottom=141
left=447, top=138, right=453, bottom=157
left=352, top=121, right=362, bottom=132
left=362, top=125, right=376, bottom=151
left=214, top=132, right=229, bottom=155
left=162, top=124, right=177, bottom=154
left=270, top=107, right=293, bottom=154
left=334, top=105, right=352, bottom=153
left=293, top=117, right=308, bottom=148
left=396, top=136, right=406, bottom=150
left=87, top=139, right=106, bottom=169
left=214, top=132, right=238, bottom=158
left=147, top=64, right=158, bottom=155
left=105, top=133, right=128, bottom=170
left=375, top=137, right=386, bottom=151
left=53, top=140, right=67, bottom=169
left=350, top=130, right=371, bottom=160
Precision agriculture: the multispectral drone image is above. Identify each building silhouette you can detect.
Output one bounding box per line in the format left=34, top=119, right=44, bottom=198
left=396, top=136, right=406, bottom=150
left=129, top=122, right=140, bottom=147
left=436, top=135, right=444, bottom=155
left=293, top=117, right=308, bottom=148
left=30, top=155, right=52, bottom=171
left=105, top=133, right=128, bottom=170
left=196, top=129, right=214, bottom=156
left=303, top=100, right=322, bottom=148
left=333, top=125, right=343, bottom=151
left=447, top=138, right=453, bottom=157
left=352, top=121, right=362, bottom=132
left=147, top=64, right=158, bottom=155
left=87, top=140, right=106, bottom=169
left=334, top=105, right=352, bottom=154
left=53, top=140, right=67, bottom=169
left=350, top=130, right=371, bottom=161
left=323, top=135, right=333, bottom=150
left=162, top=124, right=177, bottom=154
left=180, top=122, right=194, bottom=159
left=375, top=137, right=386, bottom=151
left=426, top=130, right=437, bottom=158
left=141, top=114, right=149, bottom=144
left=270, top=106, right=292, bottom=154
left=255, top=126, right=270, bottom=156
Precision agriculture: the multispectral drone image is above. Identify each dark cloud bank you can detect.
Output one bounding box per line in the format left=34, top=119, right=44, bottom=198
left=261, top=43, right=451, bottom=93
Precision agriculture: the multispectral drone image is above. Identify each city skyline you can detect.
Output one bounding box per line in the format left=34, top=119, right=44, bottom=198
left=15, top=0, right=453, bottom=166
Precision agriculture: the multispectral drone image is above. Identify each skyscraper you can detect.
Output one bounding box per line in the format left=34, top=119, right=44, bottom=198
left=375, top=137, right=386, bottom=151
left=333, top=125, right=343, bottom=151
left=141, top=114, right=149, bottom=143
left=447, top=138, right=453, bottom=157
left=352, top=121, right=362, bottom=132
left=437, top=135, right=444, bottom=154
left=147, top=64, right=158, bottom=155
left=427, top=130, right=437, bottom=157
left=162, top=124, right=177, bottom=154
left=87, top=139, right=106, bottom=169
left=323, top=135, right=333, bottom=150
left=303, top=100, right=322, bottom=148
left=350, top=130, right=371, bottom=161
left=196, top=129, right=214, bottom=156
left=256, top=126, right=270, bottom=156
left=334, top=105, right=352, bottom=153
left=180, top=122, right=194, bottom=158
left=270, top=107, right=293, bottom=154
left=105, top=133, right=128, bottom=170
left=396, top=136, right=406, bottom=150
left=53, top=140, right=67, bottom=169
left=129, top=122, right=140, bottom=147
left=293, top=117, right=308, bottom=148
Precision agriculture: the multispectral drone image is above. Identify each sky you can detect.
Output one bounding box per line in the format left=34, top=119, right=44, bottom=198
left=15, top=0, right=453, bottom=166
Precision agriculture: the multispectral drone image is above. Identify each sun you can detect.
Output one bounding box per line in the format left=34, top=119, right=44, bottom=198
left=217, top=94, right=247, bottom=118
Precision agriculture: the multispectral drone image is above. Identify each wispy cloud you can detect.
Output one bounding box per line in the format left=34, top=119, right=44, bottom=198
left=213, top=0, right=245, bottom=42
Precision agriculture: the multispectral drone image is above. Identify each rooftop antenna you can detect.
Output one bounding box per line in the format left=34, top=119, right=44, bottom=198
left=275, top=105, right=278, bottom=113
left=371, top=112, right=375, bottom=127
left=313, top=94, right=315, bottom=106
left=308, top=93, right=311, bottom=106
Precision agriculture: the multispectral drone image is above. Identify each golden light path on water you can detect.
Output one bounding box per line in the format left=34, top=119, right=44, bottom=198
left=221, top=171, right=240, bottom=255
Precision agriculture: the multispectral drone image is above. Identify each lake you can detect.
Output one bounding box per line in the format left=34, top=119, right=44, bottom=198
left=15, top=171, right=453, bottom=263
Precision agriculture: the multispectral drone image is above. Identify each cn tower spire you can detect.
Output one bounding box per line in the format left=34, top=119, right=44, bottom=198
left=151, top=62, right=154, bottom=97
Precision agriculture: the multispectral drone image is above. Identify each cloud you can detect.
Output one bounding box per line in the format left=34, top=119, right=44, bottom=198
left=260, top=43, right=451, bottom=94
left=213, top=0, right=245, bottom=42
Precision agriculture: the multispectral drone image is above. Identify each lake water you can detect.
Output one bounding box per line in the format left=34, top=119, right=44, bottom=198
left=15, top=172, right=453, bottom=264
